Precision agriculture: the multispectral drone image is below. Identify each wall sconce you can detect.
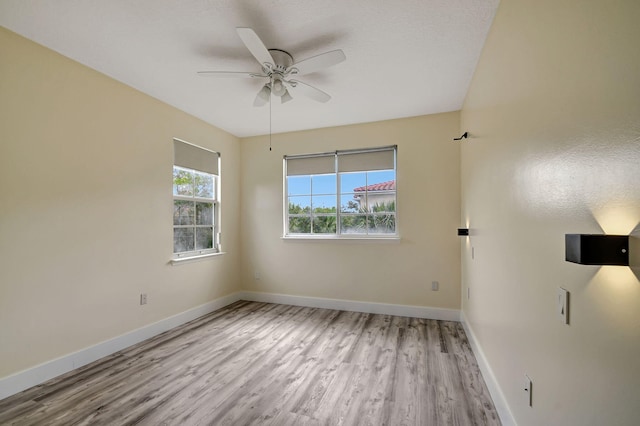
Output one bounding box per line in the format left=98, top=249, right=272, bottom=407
left=565, top=234, right=629, bottom=266
left=458, top=228, right=469, bottom=236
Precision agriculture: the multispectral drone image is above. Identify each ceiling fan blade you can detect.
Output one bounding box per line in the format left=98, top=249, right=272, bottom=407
left=288, top=50, right=346, bottom=75
left=253, top=84, right=271, bottom=107
left=236, top=27, right=274, bottom=67
left=197, top=71, right=263, bottom=78
left=289, top=80, right=331, bottom=103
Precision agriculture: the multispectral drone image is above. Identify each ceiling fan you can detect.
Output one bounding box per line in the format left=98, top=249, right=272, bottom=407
left=198, top=27, right=346, bottom=107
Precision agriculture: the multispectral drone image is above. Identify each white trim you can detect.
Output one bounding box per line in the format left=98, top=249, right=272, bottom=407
left=170, top=251, right=226, bottom=264
left=238, top=291, right=460, bottom=321
left=460, top=311, right=516, bottom=426
left=281, top=235, right=400, bottom=243
left=0, top=292, right=242, bottom=400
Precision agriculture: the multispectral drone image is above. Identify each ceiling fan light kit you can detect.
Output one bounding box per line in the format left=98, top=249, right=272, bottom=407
left=253, top=84, right=272, bottom=107
left=198, top=27, right=346, bottom=106
left=281, top=90, right=293, bottom=104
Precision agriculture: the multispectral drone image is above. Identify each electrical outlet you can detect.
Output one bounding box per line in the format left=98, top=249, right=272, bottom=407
left=524, top=375, right=533, bottom=407
left=472, top=246, right=475, bottom=260
left=467, top=287, right=470, bottom=299
left=254, top=271, right=261, bottom=280
left=431, top=281, right=439, bottom=291
left=557, top=287, right=569, bottom=324
left=140, top=293, right=148, bottom=305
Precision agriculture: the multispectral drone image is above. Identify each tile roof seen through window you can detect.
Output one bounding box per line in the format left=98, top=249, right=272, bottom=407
left=353, top=180, right=396, bottom=192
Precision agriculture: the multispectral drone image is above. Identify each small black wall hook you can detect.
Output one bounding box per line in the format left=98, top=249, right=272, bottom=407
left=453, top=132, right=468, bottom=141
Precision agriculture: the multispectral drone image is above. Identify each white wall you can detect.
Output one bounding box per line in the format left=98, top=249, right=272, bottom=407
left=240, top=113, right=461, bottom=309
left=0, top=28, right=242, bottom=378
left=461, top=1, right=640, bottom=425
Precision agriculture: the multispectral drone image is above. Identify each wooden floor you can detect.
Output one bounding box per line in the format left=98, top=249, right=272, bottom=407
left=0, top=301, right=500, bottom=425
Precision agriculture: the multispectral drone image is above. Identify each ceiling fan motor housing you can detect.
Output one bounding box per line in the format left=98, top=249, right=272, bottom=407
left=265, top=49, right=294, bottom=97
left=267, top=49, right=294, bottom=72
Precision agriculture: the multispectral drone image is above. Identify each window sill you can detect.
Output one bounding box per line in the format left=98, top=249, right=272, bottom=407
left=170, top=252, right=226, bottom=265
left=281, top=235, right=400, bottom=243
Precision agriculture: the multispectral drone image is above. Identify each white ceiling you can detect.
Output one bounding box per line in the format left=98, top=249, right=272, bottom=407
left=0, top=0, right=499, bottom=138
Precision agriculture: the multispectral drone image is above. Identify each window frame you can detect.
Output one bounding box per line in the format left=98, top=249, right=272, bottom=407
left=283, top=146, right=398, bottom=239
left=172, top=139, right=221, bottom=259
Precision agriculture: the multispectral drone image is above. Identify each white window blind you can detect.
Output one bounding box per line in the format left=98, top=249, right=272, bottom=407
left=337, top=149, right=395, bottom=173
left=285, top=154, right=335, bottom=176
left=174, top=139, right=219, bottom=175
left=285, top=146, right=395, bottom=175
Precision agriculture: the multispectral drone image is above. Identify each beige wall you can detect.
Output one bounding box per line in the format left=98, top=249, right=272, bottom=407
left=461, top=1, right=640, bottom=425
left=0, top=28, right=241, bottom=378
left=240, top=113, right=461, bottom=308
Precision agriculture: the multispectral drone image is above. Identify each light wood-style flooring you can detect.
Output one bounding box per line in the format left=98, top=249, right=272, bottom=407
left=0, top=301, right=500, bottom=425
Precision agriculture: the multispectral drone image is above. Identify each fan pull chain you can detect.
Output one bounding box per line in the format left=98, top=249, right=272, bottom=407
left=269, top=93, right=272, bottom=151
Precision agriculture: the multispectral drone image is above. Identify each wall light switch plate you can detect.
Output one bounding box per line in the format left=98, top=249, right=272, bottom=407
left=431, top=281, right=439, bottom=291
left=557, top=287, right=569, bottom=325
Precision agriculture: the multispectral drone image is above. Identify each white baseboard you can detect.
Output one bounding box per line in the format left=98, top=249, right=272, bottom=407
left=0, top=292, right=243, bottom=401
left=1, top=291, right=460, bottom=401
left=239, top=291, right=461, bottom=321
left=460, top=311, right=516, bottom=426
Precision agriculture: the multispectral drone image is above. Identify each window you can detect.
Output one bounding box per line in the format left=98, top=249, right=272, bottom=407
left=284, top=146, right=397, bottom=238
left=173, top=139, right=220, bottom=257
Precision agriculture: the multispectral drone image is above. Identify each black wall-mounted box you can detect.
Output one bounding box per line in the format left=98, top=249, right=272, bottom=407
left=457, top=228, right=469, bottom=236
left=565, top=234, right=629, bottom=266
